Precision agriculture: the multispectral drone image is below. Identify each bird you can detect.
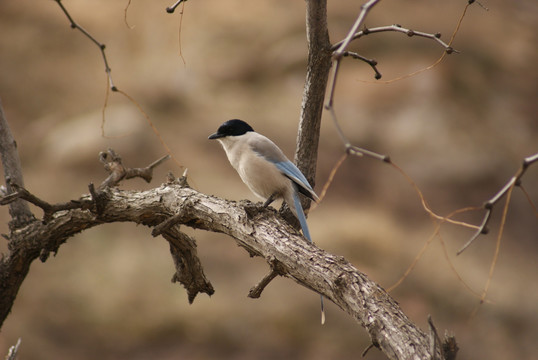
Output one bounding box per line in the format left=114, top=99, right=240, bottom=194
left=208, top=119, right=325, bottom=324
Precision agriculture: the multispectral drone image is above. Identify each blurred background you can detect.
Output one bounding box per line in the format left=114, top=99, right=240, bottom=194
left=0, top=0, right=537, bottom=359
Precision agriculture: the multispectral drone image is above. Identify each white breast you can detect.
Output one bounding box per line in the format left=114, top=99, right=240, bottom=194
left=217, top=133, right=292, bottom=201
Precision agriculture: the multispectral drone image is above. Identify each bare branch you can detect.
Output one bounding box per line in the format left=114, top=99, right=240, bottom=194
left=5, top=338, right=21, bottom=360
left=325, top=1, right=472, bottom=157
left=428, top=315, right=442, bottom=360
left=295, top=0, right=332, bottom=192
left=98, top=149, right=170, bottom=189
left=362, top=343, right=376, bottom=357
left=0, top=98, right=34, bottom=229
left=342, top=51, right=382, bottom=79
left=1, top=182, right=445, bottom=358
left=332, top=24, right=457, bottom=54
left=457, top=152, right=538, bottom=255
left=163, top=227, right=214, bottom=303
left=0, top=183, right=93, bottom=224
left=0, top=150, right=170, bottom=224
left=53, top=0, right=117, bottom=91
left=166, top=0, right=188, bottom=14
left=332, top=0, right=381, bottom=58
left=324, top=106, right=389, bottom=163
left=248, top=259, right=287, bottom=299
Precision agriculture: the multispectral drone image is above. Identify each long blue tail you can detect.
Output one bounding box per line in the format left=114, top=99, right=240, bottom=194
left=292, top=192, right=325, bottom=324
left=292, top=192, right=312, bottom=242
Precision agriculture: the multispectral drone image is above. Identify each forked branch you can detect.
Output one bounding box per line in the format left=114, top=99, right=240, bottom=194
left=457, top=153, right=538, bottom=254
left=54, top=0, right=116, bottom=90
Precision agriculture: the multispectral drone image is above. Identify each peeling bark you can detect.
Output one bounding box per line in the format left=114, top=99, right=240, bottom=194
left=1, top=183, right=449, bottom=359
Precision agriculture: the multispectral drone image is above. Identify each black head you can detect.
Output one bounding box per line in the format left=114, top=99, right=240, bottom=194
left=208, top=119, right=254, bottom=140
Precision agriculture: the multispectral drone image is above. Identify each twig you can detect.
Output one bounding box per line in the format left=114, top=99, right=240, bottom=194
left=457, top=152, right=538, bottom=255
left=152, top=213, right=183, bottom=237
left=347, top=145, right=390, bottom=162
left=332, top=24, right=457, bottom=54
left=333, top=0, right=381, bottom=58
left=387, top=229, right=436, bottom=293
left=324, top=62, right=342, bottom=112
left=324, top=107, right=389, bottom=163
left=5, top=338, right=21, bottom=360
left=1, top=182, right=93, bottom=224
left=427, top=315, right=443, bottom=360
left=437, top=228, right=485, bottom=300
left=53, top=1, right=183, bottom=172
left=391, top=162, right=481, bottom=230
left=362, top=1, right=477, bottom=85
left=112, top=88, right=184, bottom=170
left=478, top=184, right=513, bottom=308
left=313, top=153, right=348, bottom=206
left=98, top=149, right=170, bottom=189
left=124, top=0, right=135, bottom=29
left=361, top=343, right=375, bottom=357
left=248, top=261, right=285, bottom=299
left=53, top=0, right=117, bottom=91
left=327, top=1, right=455, bottom=165
left=342, top=51, right=382, bottom=79
left=166, top=0, right=188, bottom=13
left=125, top=154, right=171, bottom=182
left=327, top=1, right=382, bottom=103
left=326, top=1, right=473, bottom=154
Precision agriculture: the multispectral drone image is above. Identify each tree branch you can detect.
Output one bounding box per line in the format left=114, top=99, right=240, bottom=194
left=98, top=148, right=170, bottom=189
left=457, top=152, right=538, bottom=254
left=4, top=338, right=21, bottom=360
left=165, top=0, right=187, bottom=14
left=296, top=0, right=332, bottom=191
left=0, top=97, right=35, bottom=229
left=332, top=24, right=456, bottom=54
left=54, top=0, right=117, bottom=90
left=1, top=182, right=448, bottom=359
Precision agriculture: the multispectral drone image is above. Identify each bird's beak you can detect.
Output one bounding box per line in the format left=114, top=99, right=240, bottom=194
left=208, top=132, right=223, bottom=140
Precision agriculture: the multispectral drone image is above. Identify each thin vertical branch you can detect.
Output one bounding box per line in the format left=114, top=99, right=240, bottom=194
left=0, top=98, right=34, bottom=229
left=54, top=0, right=116, bottom=91
left=296, top=0, right=332, bottom=191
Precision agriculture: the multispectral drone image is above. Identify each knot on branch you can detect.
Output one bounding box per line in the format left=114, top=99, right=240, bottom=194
left=166, top=169, right=190, bottom=188
left=242, top=200, right=272, bottom=220
left=248, top=258, right=287, bottom=299
left=89, top=183, right=109, bottom=216
left=98, top=148, right=170, bottom=189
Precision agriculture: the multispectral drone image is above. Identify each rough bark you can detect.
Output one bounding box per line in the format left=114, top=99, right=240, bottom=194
left=0, top=97, right=34, bottom=229
left=1, top=183, right=446, bottom=359
left=295, top=0, right=332, bottom=188
left=0, top=1, right=457, bottom=357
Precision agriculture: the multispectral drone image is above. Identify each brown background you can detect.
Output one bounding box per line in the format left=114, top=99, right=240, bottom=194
left=1, top=0, right=537, bottom=359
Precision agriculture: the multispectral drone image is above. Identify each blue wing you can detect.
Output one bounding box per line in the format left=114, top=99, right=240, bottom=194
left=275, top=161, right=319, bottom=202
left=248, top=135, right=318, bottom=202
